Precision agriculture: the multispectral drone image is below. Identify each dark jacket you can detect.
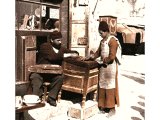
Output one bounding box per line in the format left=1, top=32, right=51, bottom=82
left=37, top=42, right=77, bottom=65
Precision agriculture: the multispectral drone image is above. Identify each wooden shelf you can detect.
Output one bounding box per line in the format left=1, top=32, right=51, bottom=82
left=16, top=29, right=53, bottom=36
left=18, top=0, right=60, bottom=8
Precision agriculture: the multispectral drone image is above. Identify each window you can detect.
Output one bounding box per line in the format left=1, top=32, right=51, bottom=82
left=16, top=0, right=60, bottom=31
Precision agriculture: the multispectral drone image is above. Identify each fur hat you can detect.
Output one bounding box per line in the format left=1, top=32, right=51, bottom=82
left=49, top=31, right=62, bottom=40
left=98, top=21, right=109, bottom=32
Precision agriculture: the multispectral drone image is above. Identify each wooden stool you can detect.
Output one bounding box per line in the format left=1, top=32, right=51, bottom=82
left=43, top=82, right=51, bottom=102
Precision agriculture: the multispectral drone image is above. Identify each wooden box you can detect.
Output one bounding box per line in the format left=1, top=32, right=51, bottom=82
left=99, top=15, right=117, bottom=35
left=59, top=57, right=99, bottom=108
left=68, top=100, right=98, bottom=120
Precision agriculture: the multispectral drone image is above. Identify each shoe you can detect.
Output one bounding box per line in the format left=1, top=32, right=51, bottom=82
left=106, top=108, right=116, bottom=118
left=98, top=107, right=105, bottom=114
left=104, top=108, right=110, bottom=113
left=98, top=110, right=106, bottom=114
left=47, top=97, right=57, bottom=107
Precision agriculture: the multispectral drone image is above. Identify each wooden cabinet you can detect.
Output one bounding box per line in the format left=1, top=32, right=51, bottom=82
left=59, top=57, right=99, bottom=108
left=99, top=16, right=117, bottom=35
left=16, top=0, right=61, bottom=84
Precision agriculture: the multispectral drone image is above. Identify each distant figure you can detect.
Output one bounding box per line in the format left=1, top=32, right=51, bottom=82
left=29, top=31, right=78, bottom=107
left=54, top=20, right=60, bottom=31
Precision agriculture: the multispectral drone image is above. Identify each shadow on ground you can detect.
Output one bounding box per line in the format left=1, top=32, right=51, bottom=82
left=131, top=116, right=142, bottom=120
left=130, top=94, right=145, bottom=120
left=131, top=106, right=145, bottom=119
left=61, top=90, right=96, bottom=104
left=138, top=95, right=145, bottom=100
left=121, top=74, right=145, bottom=84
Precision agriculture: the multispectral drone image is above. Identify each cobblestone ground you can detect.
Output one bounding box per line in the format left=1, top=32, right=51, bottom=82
left=23, top=55, right=145, bottom=120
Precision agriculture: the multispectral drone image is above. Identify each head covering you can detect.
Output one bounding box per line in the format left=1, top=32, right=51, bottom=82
left=49, top=31, right=62, bottom=40
left=98, top=21, right=109, bottom=32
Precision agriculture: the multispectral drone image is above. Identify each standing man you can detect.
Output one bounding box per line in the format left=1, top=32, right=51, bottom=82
left=29, top=31, right=78, bottom=106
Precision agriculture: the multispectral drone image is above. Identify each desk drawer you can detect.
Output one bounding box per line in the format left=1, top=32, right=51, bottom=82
left=63, top=73, right=84, bottom=89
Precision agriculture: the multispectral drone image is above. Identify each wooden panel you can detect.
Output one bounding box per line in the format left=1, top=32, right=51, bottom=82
left=16, top=36, right=24, bottom=82
left=63, top=74, right=84, bottom=89
left=24, top=36, right=37, bottom=81
left=16, top=30, right=53, bottom=36
left=69, top=0, right=89, bottom=56
left=71, top=24, right=86, bottom=47
left=16, top=35, right=36, bottom=83
left=63, top=61, right=86, bottom=71
left=72, top=6, right=86, bottom=20
left=88, top=75, right=98, bottom=88
left=28, top=64, right=63, bottom=74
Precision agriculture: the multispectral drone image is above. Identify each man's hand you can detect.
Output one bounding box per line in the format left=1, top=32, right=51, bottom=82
left=79, top=56, right=93, bottom=61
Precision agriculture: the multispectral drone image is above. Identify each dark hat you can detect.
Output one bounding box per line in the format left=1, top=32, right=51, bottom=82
left=98, top=21, right=109, bottom=32
left=49, top=31, right=62, bottom=40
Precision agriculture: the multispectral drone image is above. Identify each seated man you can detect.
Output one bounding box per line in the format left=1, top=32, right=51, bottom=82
left=29, top=31, right=78, bottom=106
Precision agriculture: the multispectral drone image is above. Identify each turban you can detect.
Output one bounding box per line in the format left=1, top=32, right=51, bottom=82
left=49, top=31, right=62, bottom=40
left=98, top=21, right=109, bottom=32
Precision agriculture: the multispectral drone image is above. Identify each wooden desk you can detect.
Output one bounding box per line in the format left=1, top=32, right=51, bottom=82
left=58, top=57, right=99, bottom=108
left=16, top=102, right=45, bottom=120
left=28, top=64, right=63, bottom=74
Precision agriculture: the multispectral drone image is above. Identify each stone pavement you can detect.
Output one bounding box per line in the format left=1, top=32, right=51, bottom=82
left=23, top=55, right=145, bottom=120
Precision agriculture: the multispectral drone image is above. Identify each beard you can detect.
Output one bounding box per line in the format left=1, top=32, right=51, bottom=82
left=53, top=43, right=61, bottom=50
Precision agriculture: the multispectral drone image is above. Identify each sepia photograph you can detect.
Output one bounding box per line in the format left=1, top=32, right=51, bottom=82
left=14, top=0, right=146, bottom=119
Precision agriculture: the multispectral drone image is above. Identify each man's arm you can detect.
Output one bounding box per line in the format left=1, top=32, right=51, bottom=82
left=62, top=47, right=79, bottom=55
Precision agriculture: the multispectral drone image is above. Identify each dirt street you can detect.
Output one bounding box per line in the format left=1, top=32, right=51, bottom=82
left=23, top=55, right=145, bottom=120
left=114, top=55, right=145, bottom=120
